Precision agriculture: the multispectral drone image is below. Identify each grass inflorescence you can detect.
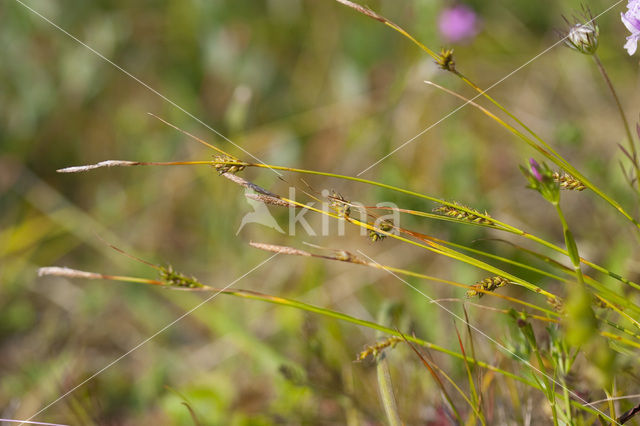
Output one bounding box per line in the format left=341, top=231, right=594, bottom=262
left=33, top=1, right=640, bottom=424
left=433, top=202, right=494, bottom=225
left=553, top=172, right=587, bottom=191
left=159, top=265, right=204, bottom=289
left=466, top=276, right=510, bottom=298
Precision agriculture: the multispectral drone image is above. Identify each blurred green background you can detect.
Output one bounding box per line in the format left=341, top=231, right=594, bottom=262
left=2, top=0, right=639, bottom=424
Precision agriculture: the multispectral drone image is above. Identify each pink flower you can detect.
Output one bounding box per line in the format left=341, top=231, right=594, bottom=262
left=438, top=5, right=478, bottom=43
left=529, top=158, right=543, bottom=182
left=621, top=0, right=640, bottom=55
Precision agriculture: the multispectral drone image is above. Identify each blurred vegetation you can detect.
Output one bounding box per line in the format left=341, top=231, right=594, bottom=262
left=2, top=0, right=640, bottom=424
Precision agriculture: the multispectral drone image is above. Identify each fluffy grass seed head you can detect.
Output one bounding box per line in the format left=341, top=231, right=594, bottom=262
left=466, top=276, right=510, bottom=298
left=38, top=266, right=103, bottom=280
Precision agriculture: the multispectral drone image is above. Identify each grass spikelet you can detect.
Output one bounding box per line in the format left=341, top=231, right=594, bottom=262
left=466, top=276, right=510, bottom=298
left=251, top=241, right=365, bottom=264
left=159, top=265, right=204, bottom=289
left=38, top=266, right=104, bottom=280
left=357, top=336, right=403, bottom=361
left=547, top=297, right=565, bottom=313
left=433, top=202, right=493, bottom=225
left=436, top=48, right=456, bottom=72
left=368, top=220, right=393, bottom=242
left=328, top=191, right=351, bottom=217
left=249, top=242, right=312, bottom=257
left=333, top=0, right=386, bottom=24
left=212, top=155, right=246, bottom=175
left=57, top=160, right=141, bottom=173
left=553, top=172, right=586, bottom=191
left=331, top=249, right=364, bottom=264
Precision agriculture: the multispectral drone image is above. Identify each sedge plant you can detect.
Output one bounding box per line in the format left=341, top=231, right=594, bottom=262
left=38, top=1, right=640, bottom=424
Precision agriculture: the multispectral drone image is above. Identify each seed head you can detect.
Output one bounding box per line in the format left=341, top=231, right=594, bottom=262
left=436, top=48, right=456, bottom=72
left=433, top=202, right=493, bottom=225
left=368, top=219, right=394, bottom=242
left=160, top=265, right=204, bottom=288
left=329, top=191, right=351, bottom=218
left=38, top=266, right=103, bottom=280
left=213, top=155, right=246, bottom=175
left=553, top=172, right=586, bottom=191
left=562, top=8, right=599, bottom=55
left=249, top=242, right=312, bottom=257
left=547, top=296, right=565, bottom=313
left=332, top=250, right=363, bottom=264
left=357, top=336, right=403, bottom=361
left=466, top=276, right=510, bottom=298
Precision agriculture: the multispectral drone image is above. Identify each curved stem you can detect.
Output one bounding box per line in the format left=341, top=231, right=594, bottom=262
left=554, top=202, right=586, bottom=288
left=592, top=53, right=638, bottom=188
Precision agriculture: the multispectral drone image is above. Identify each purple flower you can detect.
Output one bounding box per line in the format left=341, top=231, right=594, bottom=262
left=529, top=158, right=543, bottom=182
left=438, top=5, right=478, bottom=43
left=622, top=0, right=640, bottom=55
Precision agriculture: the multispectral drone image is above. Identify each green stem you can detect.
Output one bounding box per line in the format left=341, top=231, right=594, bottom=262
left=592, top=53, right=638, bottom=191
left=375, top=306, right=403, bottom=426
left=562, top=376, right=574, bottom=426
left=605, top=388, right=616, bottom=424
left=376, top=359, right=402, bottom=426
left=554, top=203, right=586, bottom=287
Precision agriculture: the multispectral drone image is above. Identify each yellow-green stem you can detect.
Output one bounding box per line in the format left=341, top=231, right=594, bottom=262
left=554, top=203, right=586, bottom=287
